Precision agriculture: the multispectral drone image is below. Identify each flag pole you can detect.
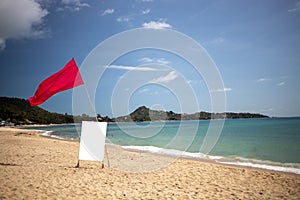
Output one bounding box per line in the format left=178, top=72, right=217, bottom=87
left=82, top=85, right=98, bottom=121
left=79, top=84, right=110, bottom=168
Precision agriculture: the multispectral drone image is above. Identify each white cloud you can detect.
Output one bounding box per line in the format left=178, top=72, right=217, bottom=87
left=0, top=0, right=49, bottom=50
left=156, top=58, right=171, bottom=65
left=288, top=1, right=300, bottom=13
left=138, top=88, right=159, bottom=95
left=142, top=8, right=150, bottom=14
left=142, top=20, right=172, bottom=29
left=256, top=78, right=272, bottom=82
left=139, top=57, right=171, bottom=65
left=139, top=88, right=150, bottom=93
left=223, top=88, right=232, bottom=92
left=102, top=8, right=114, bottom=16
left=151, top=71, right=178, bottom=83
left=139, top=57, right=153, bottom=63
left=60, top=0, right=90, bottom=11
left=187, top=80, right=193, bottom=85
left=116, top=16, right=130, bottom=22
left=277, top=81, right=285, bottom=86
left=280, top=75, right=288, bottom=79
left=205, top=37, right=225, bottom=45
left=141, top=0, right=154, bottom=2
left=104, top=65, right=159, bottom=71
left=210, top=88, right=232, bottom=93
left=187, top=79, right=203, bottom=85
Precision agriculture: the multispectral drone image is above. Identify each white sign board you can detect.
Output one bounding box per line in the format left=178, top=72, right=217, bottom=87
left=78, top=121, right=107, bottom=162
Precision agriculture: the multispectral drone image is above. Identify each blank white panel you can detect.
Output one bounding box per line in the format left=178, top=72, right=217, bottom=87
left=78, top=121, right=107, bottom=162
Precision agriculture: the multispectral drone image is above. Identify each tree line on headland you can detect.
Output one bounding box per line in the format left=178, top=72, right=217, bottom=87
left=0, top=97, right=269, bottom=125
left=115, top=106, right=269, bottom=122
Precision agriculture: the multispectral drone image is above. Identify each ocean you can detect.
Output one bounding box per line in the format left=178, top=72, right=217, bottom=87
left=24, top=117, right=300, bottom=174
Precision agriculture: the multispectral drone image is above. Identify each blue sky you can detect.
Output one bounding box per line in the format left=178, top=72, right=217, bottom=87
left=0, top=0, right=300, bottom=117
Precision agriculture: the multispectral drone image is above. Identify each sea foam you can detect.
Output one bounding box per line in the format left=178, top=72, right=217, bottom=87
left=40, top=130, right=53, bottom=137
left=122, top=145, right=300, bottom=175
left=122, top=145, right=223, bottom=160
left=39, top=130, right=71, bottom=140
left=219, top=161, right=300, bottom=175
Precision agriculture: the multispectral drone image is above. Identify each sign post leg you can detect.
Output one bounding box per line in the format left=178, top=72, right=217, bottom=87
left=75, top=160, right=80, bottom=168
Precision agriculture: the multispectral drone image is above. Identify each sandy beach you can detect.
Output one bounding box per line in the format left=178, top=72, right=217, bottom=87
left=0, top=127, right=299, bottom=199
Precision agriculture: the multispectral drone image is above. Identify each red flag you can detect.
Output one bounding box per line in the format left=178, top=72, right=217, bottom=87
left=28, top=58, right=84, bottom=106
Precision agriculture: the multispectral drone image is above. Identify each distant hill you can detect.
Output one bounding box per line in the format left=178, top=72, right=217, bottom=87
left=115, top=106, right=269, bottom=122
left=0, top=97, right=112, bottom=125
left=0, top=97, right=74, bottom=124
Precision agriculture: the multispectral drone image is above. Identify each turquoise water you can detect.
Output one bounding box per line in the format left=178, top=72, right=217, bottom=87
left=25, top=117, right=300, bottom=173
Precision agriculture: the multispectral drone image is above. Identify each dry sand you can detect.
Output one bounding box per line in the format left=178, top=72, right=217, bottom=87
left=0, top=127, right=299, bottom=199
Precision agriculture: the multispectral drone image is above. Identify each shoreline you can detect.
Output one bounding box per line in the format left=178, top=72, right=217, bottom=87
left=0, top=127, right=299, bottom=199
left=19, top=126, right=300, bottom=175
left=121, top=145, right=300, bottom=176
left=19, top=123, right=80, bottom=127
